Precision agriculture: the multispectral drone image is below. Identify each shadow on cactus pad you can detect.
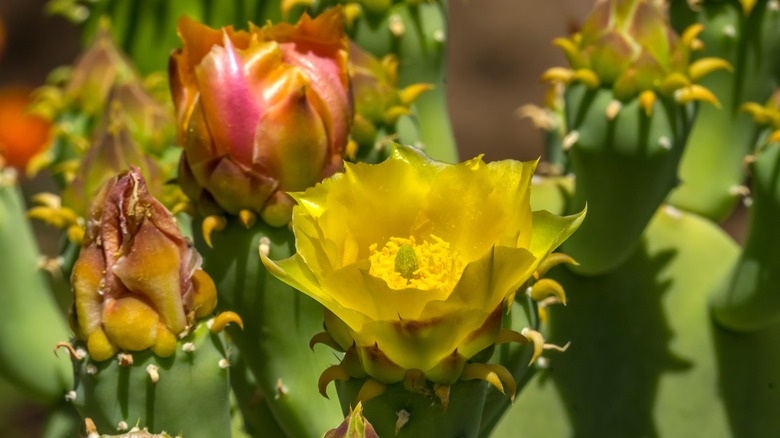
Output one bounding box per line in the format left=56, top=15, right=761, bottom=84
left=495, top=206, right=780, bottom=437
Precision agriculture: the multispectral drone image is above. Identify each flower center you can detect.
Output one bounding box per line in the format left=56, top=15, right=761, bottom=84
left=368, top=235, right=465, bottom=291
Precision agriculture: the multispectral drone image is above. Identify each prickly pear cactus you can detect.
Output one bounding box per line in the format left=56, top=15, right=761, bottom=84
left=543, top=0, right=727, bottom=275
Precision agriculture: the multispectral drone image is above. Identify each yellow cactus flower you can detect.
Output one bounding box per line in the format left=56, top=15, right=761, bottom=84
left=262, top=145, right=585, bottom=387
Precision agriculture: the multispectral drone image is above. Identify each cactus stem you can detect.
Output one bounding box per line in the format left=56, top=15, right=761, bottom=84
left=117, top=353, right=134, bottom=366
left=605, top=100, right=622, bottom=121
left=395, top=409, right=410, bottom=434
left=562, top=130, right=579, bottom=151
left=275, top=377, right=288, bottom=400
left=146, top=364, right=160, bottom=383
left=54, top=341, right=84, bottom=360
left=258, top=236, right=271, bottom=258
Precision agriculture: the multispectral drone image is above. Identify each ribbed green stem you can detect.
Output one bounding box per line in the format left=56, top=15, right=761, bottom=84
left=72, top=322, right=232, bottom=437
left=561, top=85, right=693, bottom=276
left=711, top=138, right=780, bottom=331
left=0, top=178, right=72, bottom=401
left=230, top=357, right=287, bottom=437
left=194, top=218, right=343, bottom=437
left=336, top=379, right=489, bottom=438
left=478, top=296, right=539, bottom=438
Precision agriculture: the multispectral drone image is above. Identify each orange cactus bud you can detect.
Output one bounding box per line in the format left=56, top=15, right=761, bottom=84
left=169, top=9, right=352, bottom=226
left=71, top=168, right=218, bottom=360
left=0, top=87, right=51, bottom=170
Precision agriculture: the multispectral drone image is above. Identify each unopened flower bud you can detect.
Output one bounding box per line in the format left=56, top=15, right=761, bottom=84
left=169, top=9, right=351, bottom=226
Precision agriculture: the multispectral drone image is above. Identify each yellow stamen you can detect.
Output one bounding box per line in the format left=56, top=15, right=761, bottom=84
left=368, top=235, right=465, bottom=291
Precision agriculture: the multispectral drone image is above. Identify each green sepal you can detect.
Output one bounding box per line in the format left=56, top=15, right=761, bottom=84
left=71, top=322, right=232, bottom=437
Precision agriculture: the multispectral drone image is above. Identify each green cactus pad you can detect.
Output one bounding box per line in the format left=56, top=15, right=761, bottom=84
left=71, top=321, right=232, bottom=438
left=194, top=217, right=343, bottom=437
left=0, top=180, right=72, bottom=401
left=494, top=205, right=780, bottom=436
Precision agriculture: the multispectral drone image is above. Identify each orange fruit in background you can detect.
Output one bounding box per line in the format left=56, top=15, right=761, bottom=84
left=0, top=87, right=51, bottom=170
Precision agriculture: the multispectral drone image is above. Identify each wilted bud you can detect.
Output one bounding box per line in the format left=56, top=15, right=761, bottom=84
left=324, top=403, right=380, bottom=438
left=169, top=9, right=351, bottom=226
left=71, top=168, right=217, bottom=361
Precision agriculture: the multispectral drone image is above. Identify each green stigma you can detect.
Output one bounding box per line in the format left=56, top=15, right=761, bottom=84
left=394, top=243, right=418, bottom=280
